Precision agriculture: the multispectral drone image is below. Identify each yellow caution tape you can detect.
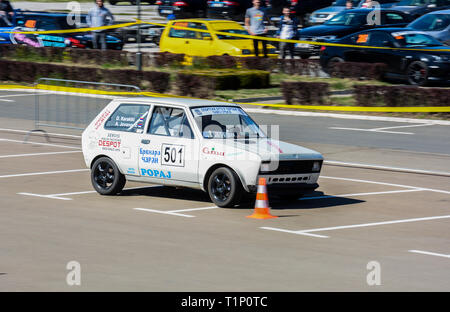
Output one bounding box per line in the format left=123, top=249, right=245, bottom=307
left=6, top=21, right=140, bottom=34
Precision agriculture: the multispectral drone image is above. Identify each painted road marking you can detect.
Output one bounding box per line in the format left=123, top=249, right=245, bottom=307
left=300, top=189, right=423, bottom=200
left=329, top=123, right=434, bottom=135
left=262, top=215, right=450, bottom=239
left=134, top=206, right=218, bottom=218
left=0, top=99, right=14, bottom=102
left=0, top=128, right=82, bottom=139
left=324, top=160, right=450, bottom=177
left=408, top=250, right=450, bottom=259
left=1, top=168, right=89, bottom=179
left=0, top=150, right=81, bottom=159
left=18, top=185, right=162, bottom=200
left=0, top=138, right=81, bottom=150
left=320, top=176, right=450, bottom=195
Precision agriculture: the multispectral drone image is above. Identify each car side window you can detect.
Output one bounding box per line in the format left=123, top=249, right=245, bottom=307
left=169, top=22, right=195, bottom=39
left=148, top=106, right=194, bottom=139
left=384, top=13, right=405, bottom=24
left=368, top=32, right=392, bottom=46
left=104, top=104, right=150, bottom=133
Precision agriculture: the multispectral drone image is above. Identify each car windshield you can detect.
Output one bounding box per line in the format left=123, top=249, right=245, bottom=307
left=392, top=32, right=443, bottom=46
left=191, top=106, right=266, bottom=139
left=409, top=14, right=450, bottom=31
left=324, top=12, right=367, bottom=26
left=396, top=0, right=428, bottom=6
left=216, top=29, right=249, bottom=40
left=335, top=0, right=360, bottom=6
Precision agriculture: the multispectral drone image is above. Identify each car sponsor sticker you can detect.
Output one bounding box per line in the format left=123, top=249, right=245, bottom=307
left=356, top=34, right=369, bottom=44
left=161, top=144, right=185, bottom=167
left=94, top=109, right=111, bottom=130
left=202, top=147, right=225, bottom=156
left=140, top=148, right=160, bottom=164
left=98, top=133, right=121, bottom=152
left=140, top=168, right=172, bottom=179
left=191, top=106, right=247, bottom=117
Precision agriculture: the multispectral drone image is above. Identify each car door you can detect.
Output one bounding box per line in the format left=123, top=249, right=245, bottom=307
left=102, top=102, right=152, bottom=176
left=138, top=105, right=199, bottom=184
left=185, top=21, right=214, bottom=57
left=364, top=31, right=403, bottom=72
left=343, top=32, right=371, bottom=62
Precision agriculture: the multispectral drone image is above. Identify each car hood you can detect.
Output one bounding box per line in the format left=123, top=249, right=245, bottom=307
left=216, top=138, right=323, bottom=161
left=313, top=6, right=346, bottom=14
left=298, top=25, right=357, bottom=37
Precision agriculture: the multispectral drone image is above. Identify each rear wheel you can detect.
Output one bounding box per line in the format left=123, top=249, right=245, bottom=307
left=407, top=61, right=429, bottom=86
left=207, top=167, right=243, bottom=208
left=91, top=157, right=126, bottom=195
left=324, top=56, right=344, bottom=74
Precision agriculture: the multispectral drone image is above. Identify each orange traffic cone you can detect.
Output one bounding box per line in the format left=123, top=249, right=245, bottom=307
left=247, top=178, right=278, bottom=219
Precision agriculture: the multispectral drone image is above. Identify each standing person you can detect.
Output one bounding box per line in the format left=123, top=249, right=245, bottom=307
left=276, top=6, right=299, bottom=59
left=0, top=0, right=14, bottom=26
left=87, top=0, right=114, bottom=50
left=346, top=0, right=354, bottom=10
left=245, top=0, right=270, bottom=58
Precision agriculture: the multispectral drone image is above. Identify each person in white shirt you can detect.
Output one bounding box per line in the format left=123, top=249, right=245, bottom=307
left=276, top=6, right=299, bottom=59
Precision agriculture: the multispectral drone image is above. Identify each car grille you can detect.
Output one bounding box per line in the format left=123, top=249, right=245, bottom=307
left=260, top=160, right=322, bottom=175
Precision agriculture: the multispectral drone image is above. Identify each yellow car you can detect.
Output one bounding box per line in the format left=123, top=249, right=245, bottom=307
left=159, top=19, right=278, bottom=58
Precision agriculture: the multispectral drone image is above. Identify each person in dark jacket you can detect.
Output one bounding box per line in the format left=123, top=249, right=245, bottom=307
left=0, top=0, right=14, bottom=26
left=276, top=6, right=299, bottom=59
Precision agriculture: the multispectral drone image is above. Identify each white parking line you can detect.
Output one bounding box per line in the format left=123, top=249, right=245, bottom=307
left=300, top=189, right=423, bottom=200
left=408, top=250, right=450, bottom=259
left=0, top=151, right=81, bottom=159
left=0, top=128, right=82, bottom=139
left=1, top=168, right=89, bottom=179
left=134, top=206, right=218, bottom=218
left=0, top=138, right=81, bottom=150
left=261, top=215, right=450, bottom=239
left=18, top=185, right=162, bottom=200
left=0, top=99, right=14, bottom=102
left=329, top=123, right=435, bottom=135
left=329, top=127, right=415, bottom=135
left=320, top=176, right=450, bottom=195
left=324, top=160, right=450, bottom=177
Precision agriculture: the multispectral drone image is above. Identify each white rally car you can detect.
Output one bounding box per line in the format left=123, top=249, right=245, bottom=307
left=82, top=97, right=324, bottom=207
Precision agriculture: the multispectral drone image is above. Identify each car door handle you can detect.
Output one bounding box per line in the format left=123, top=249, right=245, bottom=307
left=141, top=139, right=150, bottom=144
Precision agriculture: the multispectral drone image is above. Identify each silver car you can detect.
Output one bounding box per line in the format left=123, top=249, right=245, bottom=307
left=407, top=9, right=450, bottom=45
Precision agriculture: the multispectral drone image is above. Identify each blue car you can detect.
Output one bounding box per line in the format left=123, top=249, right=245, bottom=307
left=0, top=10, right=123, bottom=50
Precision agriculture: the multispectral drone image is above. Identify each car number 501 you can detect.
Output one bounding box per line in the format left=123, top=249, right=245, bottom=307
left=162, top=144, right=185, bottom=167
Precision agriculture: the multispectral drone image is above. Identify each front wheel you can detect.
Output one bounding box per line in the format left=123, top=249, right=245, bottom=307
left=207, top=167, right=243, bottom=208
left=91, top=157, right=126, bottom=195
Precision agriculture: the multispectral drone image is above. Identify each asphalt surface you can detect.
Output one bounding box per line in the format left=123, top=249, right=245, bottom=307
left=0, top=89, right=449, bottom=291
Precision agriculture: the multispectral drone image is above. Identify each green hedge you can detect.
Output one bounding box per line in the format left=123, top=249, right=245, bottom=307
left=0, top=59, right=170, bottom=93
left=281, top=81, right=330, bottom=105
left=177, top=69, right=270, bottom=91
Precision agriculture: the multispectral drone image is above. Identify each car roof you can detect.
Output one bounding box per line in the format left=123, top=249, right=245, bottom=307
left=429, top=9, right=450, bottom=14
left=169, top=19, right=239, bottom=24
left=115, top=97, right=240, bottom=108
left=343, top=8, right=405, bottom=13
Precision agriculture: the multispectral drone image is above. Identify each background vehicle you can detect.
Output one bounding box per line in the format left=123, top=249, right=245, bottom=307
left=109, top=0, right=156, bottom=4
left=391, top=0, right=450, bottom=20
left=296, top=8, right=411, bottom=58
left=407, top=9, right=450, bottom=44
left=291, top=0, right=334, bottom=25
left=320, top=28, right=450, bottom=85
left=159, top=19, right=277, bottom=57
left=82, top=98, right=323, bottom=207
left=309, top=0, right=361, bottom=25
left=2, top=10, right=123, bottom=49
left=206, top=0, right=289, bottom=21
left=157, top=0, right=208, bottom=18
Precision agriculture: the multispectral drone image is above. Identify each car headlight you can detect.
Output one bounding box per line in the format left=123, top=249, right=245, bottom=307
left=312, top=161, right=322, bottom=172
left=260, top=163, right=271, bottom=172
left=0, top=37, right=5, bottom=41
left=242, top=49, right=251, bottom=55
left=431, top=55, right=450, bottom=62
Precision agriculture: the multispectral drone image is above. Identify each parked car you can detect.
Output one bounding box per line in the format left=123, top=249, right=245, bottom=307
left=391, top=0, right=450, bottom=20
left=82, top=98, right=324, bottom=207
left=291, top=0, right=334, bottom=25
left=296, top=8, right=411, bottom=58
left=309, top=0, right=361, bottom=25
left=157, top=0, right=208, bottom=18
left=1, top=10, right=123, bottom=49
left=109, top=0, right=156, bottom=4
left=159, top=19, right=278, bottom=57
left=206, top=0, right=289, bottom=21
left=407, top=9, right=450, bottom=44
left=320, top=28, right=450, bottom=85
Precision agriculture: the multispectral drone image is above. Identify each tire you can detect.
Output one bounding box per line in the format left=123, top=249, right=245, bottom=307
left=406, top=61, right=429, bottom=86
left=91, top=157, right=126, bottom=195
left=300, top=54, right=310, bottom=59
left=207, top=167, right=243, bottom=208
left=324, top=56, right=344, bottom=74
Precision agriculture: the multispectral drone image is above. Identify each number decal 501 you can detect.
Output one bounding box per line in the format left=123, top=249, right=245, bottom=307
left=161, top=144, right=185, bottom=167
